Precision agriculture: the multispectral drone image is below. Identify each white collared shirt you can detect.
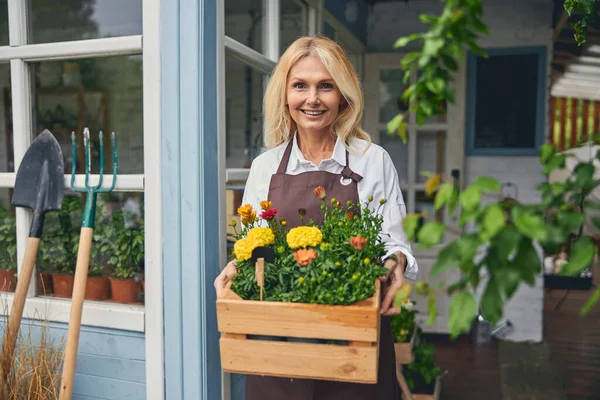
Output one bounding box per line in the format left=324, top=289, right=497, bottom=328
left=242, top=134, right=418, bottom=281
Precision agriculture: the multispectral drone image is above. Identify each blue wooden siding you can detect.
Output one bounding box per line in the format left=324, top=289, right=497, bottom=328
left=0, top=318, right=145, bottom=400
left=161, top=0, right=221, bottom=399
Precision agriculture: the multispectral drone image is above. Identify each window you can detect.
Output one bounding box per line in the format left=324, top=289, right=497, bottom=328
left=0, top=1, right=146, bottom=332
left=466, top=47, right=547, bottom=155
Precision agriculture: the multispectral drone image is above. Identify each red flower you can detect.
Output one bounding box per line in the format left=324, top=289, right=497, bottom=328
left=350, top=236, right=367, bottom=250
left=259, top=208, right=278, bottom=221
left=313, top=186, right=326, bottom=200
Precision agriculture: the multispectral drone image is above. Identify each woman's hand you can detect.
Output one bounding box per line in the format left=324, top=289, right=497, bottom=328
left=214, top=260, right=238, bottom=298
left=379, top=252, right=407, bottom=316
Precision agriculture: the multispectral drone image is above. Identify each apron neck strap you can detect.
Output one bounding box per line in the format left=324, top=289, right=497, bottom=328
left=276, top=140, right=294, bottom=174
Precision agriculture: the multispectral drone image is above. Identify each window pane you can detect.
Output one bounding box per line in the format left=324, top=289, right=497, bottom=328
left=379, top=129, right=408, bottom=187
left=0, top=2, right=8, bottom=45
left=0, top=63, right=12, bottom=172
left=473, top=52, right=539, bottom=149
left=32, top=55, right=143, bottom=174
left=416, top=131, right=445, bottom=184
left=38, top=191, right=144, bottom=305
left=0, top=190, right=16, bottom=293
left=225, top=55, right=266, bottom=169
left=225, top=0, right=263, bottom=54
left=29, top=0, right=142, bottom=44
left=379, top=68, right=408, bottom=124
left=281, top=0, right=306, bottom=55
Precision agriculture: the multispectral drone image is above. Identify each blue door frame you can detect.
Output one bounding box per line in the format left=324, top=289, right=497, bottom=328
left=161, top=0, right=221, bottom=398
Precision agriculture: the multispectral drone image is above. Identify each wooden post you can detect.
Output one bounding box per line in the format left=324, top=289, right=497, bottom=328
left=559, top=97, right=567, bottom=151
left=550, top=97, right=557, bottom=146
left=570, top=98, right=578, bottom=149
left=582, top=99, right=590, bottom=141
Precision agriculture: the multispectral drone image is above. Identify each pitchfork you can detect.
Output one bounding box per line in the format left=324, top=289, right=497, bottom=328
left=59, top=128, right=117, bottom=400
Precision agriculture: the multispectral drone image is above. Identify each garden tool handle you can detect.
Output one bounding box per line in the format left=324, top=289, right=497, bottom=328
left=256, top=258, right=264, bottom=301
left=59, top=227, right=94, bottom=400
left=0, top=237, right=40, bottom=381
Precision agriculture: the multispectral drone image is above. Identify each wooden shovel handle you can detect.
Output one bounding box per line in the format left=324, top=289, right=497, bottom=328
left=0, top=237, right=40, bottom=381
left=59, top=227, right=93, bottom=400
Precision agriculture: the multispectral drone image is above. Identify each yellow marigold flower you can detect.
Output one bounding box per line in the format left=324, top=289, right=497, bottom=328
left=233, top=237, right=257, bottom=261
left=286, top=226, right=323, bottom=249
left=260, top=200, right=272, bottom=211
left=247, top=227, right=275, bottom=247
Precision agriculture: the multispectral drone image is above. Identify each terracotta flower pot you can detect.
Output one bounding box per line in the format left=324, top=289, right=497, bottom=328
left=37, top=272, right=53, bottom=295
left=109, top=278, right=139, bottom=303
left=52, top=274, right=74, bottom=298
left=0, top=269, right=16, bottom=292
left=85, top=276, right=110, bottom=301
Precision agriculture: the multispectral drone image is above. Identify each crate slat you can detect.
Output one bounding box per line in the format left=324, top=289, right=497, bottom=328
left=220, top=336, right=379, bottom=384
left=394, top=326, right=418, bottom=364
left=217, top=281, right=380, bottom=341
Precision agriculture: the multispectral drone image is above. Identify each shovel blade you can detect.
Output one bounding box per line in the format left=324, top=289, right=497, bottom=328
left=12, top=129, right=64, bottom=214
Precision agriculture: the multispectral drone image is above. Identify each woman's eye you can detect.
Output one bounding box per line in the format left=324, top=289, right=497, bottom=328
left=293, top=82, right=306, bottom=89
left=320, top=83, right=334, bottom=90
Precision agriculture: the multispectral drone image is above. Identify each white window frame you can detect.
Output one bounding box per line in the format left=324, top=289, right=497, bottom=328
left=0, top=0, right=156, bottom=334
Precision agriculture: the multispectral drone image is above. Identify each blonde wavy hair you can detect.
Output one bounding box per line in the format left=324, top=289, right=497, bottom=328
left=263, top=35, right=371, bottom=149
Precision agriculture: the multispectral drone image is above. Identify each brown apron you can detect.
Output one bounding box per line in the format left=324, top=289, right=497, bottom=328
left=245, top=139, right=400, bottom=400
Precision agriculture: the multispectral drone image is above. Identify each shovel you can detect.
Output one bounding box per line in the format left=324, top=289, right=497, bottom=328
left=0, top=130, right=64, bottom=387
left=59, top=128, right=117, bottom=400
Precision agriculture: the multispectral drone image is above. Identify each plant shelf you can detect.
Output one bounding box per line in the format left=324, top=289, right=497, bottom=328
left=394, top=325, right=418, bottom=364
left=216, top=280, right=381, bottom=384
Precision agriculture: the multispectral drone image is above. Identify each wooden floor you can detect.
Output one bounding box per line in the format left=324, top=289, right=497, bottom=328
left=422, top=271, right=600, bottom=400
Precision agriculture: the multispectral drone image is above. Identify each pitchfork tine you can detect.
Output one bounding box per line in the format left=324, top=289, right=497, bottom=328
left=69, top=128, right=118, bottom=194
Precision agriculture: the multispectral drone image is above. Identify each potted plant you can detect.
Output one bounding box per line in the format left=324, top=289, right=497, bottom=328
left=108, top=210, right=144, bottom=303
left=0, top=208, right=17, bottom=292
left=403, top=341, right=442, bottom=399
left=48, top=196, right=81, bottom=298
left=391, top=297, right=418, bottom=364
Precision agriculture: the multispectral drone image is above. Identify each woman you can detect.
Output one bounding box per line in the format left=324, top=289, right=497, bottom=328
left=214, top=35, right=418, bottom=400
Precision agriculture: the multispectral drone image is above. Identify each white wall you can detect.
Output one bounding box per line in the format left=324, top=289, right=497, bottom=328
left=368, top=0, right=553, bottom=341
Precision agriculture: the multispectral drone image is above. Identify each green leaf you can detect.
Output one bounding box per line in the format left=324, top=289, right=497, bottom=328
left=511, top=207, right=547, bottom=241
left=574, top=163, right=595, bottom=190
left=423, top=38, right=444, bottom=57
left=448, top=291, right=477, bottom=338
left=434, top=183, right=453, bottom=211
left=539, top=143, right=555, bottom=164
left=473, top=176, right=501, bottom=192
left=441, top=55, right=458, bottom=71
left=493, top=225, right=521, bottom=260
left=455, top=234, right=481, bottom=263
left=481, top=205, right=506, bottom=241
left=480, top=279, right=503, bottom=324
left=513, top=238, right=540, bottom=285
left=591, top=216, right=600, bottom=232
left=543, top=154, right=566, bottom=175
left=460, top=186, right=481, bottom=212
left=425, top=78, right=446, bottom=95
left=557, top=211, right=584, bottom=234
left=562, top=236, right=596, bottom=276
left=418, top=222, right=446, bottom=248
left=432, top=241, right=458, bottom=276
left=580, top=286, right=600, bottom=316
left=403, top=214, right=421, bottom=241
left=448, top=187, right=460, bottom=215
left=394, top=33, right=420, bottom=48
left=419, top=13, right=438, bottom=24
left=495, top=266, right=521, bottom=299
left=401, top=52, right=420, bottom=70
left=386, top=114, right=404, bottom=135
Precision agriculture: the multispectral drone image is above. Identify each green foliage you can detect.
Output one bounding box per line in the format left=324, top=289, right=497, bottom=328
left=231, top=196, right=388, bottom=304
left=0, top=208, right=17, bottom=271
left=106, top=209, right=145, bottom=280
left=403, top=340, right=441, bottom=392
left=564, top=0, right=597, bottom=45
left=391, top=299, right=417, bottom=342
left=388, top=0, right=489, bottom=141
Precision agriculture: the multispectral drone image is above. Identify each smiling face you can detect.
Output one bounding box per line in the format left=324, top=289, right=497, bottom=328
left=286, top=55, right=345, bottom=138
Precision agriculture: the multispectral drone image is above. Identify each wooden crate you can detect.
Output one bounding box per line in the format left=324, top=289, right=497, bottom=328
left=409, top=377, right=441, bottom=400
left=394, top=326, right=418, bottom=365
left=217, top=280, right=381, bottom=384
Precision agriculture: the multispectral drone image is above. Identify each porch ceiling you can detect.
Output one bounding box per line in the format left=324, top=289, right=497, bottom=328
left=552, top=2, right=600, bottom=100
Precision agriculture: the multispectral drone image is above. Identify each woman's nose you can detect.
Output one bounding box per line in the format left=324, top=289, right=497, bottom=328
left=307, top=88, right=320, bottom=105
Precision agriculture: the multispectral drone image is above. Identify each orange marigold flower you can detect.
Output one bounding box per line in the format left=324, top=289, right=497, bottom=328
left=237, top=204, right=253, bottom=219
left=313, top=186, right=326, bottom=200
left=293, top=248, right=318, bottom=266
left=260, top=200, right=272, bottom=211
left=350, top=236, right=368, bottom=250
left=346, top=211, right=354, bottom=222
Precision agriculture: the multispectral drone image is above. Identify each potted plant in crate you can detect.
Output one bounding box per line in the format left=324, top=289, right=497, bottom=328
left=0, top=208, right=17, bottom=292
left=391, top=297, right=418, bottom=365
left=217, top=187, right=395, bottom=384
left=403, top=341, right=442, bottom=399
left=108, top=210, right=144, bottom=303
